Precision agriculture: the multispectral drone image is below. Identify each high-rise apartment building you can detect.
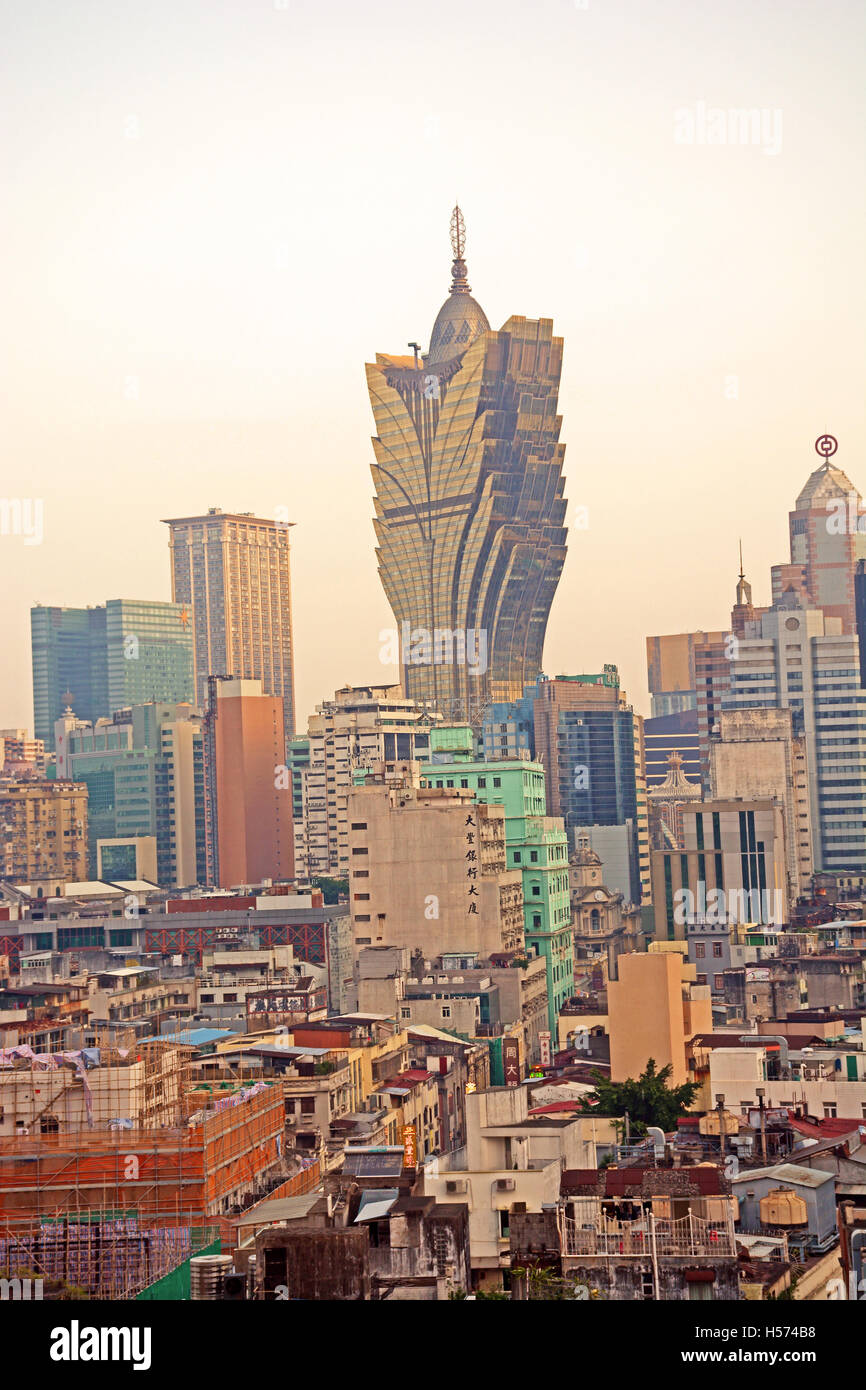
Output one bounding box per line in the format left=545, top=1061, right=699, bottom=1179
left=300, top=685, right=438, bottom=878
left=54, top=702, right=205, bottom=888
left=366, top=207, right=567, bottom=715
left=533, top=670, right=650, bottom=902
left=163, top=509, right=296, bottom=750
left=0, top=780, right=88, bottom=889
left=724, top=596, right=866, bottom=874
left=0, top=729, right=46, bottom=775
left=206, top=678, right=293, bottom=889
left=31, top=601, right=194, bottom=750
left=346, top=762, right=525, bottom=962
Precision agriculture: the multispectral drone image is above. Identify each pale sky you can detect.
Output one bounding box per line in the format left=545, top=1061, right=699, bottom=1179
left=2, top=0, right=864, bottom=733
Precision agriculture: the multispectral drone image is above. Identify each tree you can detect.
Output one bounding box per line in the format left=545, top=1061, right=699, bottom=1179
left=578, top=1058, right=698, bottom=1135
left=312, top=876, right=348, bottom=905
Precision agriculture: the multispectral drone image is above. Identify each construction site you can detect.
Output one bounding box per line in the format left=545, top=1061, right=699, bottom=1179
left=0, top=1032, right=291, bottom=1298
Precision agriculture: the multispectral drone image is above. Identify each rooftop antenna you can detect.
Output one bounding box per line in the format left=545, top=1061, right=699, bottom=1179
left=738, top=537, right=745, bottom=582
left=450, top=204, right=466, bottom=260
left=448, top=204, right=471, bottom=294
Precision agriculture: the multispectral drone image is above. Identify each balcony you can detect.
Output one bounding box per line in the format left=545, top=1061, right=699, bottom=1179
left=562, top=1208, right=736, bottom=1259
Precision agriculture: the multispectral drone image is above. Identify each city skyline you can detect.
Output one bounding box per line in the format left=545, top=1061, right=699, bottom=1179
left=2, top=0, right=864, bottom=735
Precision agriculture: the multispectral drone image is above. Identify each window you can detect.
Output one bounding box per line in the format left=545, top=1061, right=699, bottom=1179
left=713, top=975, right=724, bottom=992
left=493, top=777, right=501, bottom=788
left=478, top=777, right=486, bottom=788
left=695, top=943, right=705, bottom=959
left=352, top=847, right=368, bottom=856
left=712, top=942, right=723, bottom=958
left=823, top=1103, right=837, bottom=1119
left=401, top=1007, right=411, bottom=1019
left=514, top=851, right=522, bottom=863
left=498, top=1210, right=510, bottom=1238
left=351, top=822, right=367, bottom=830
left=441, top=1006, right=451, bottom=1019
left=300, top=1098, right=316, bottom=1115
left=530, top=851, right=538, bottom=863
left=696, top=975, right=707, bottom=986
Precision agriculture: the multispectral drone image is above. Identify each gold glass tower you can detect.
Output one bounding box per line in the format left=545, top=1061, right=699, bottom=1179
left=366, top=207, right=568, bottom=718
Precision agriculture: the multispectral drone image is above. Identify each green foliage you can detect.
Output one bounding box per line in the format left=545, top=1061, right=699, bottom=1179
left=312, top=876, right=348, bottom=905
left=578, top=1058, right=698, bottom=1135
left=512, top=1267, right=603, bottom=1301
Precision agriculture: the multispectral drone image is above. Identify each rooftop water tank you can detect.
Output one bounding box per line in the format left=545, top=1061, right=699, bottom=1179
left=759, top=1189, right=808, bottom=1227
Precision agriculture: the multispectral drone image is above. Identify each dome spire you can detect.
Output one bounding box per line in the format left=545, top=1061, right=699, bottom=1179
left=448, top=203, right=472, bottom=294
left=426, top=204, right=489, bottom=365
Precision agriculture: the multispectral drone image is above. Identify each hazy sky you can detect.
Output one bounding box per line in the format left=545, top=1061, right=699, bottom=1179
left=2, top=0, right=864, bottom=733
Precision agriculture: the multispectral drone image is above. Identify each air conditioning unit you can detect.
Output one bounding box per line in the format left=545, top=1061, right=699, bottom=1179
left=445, top=1179, right=468, bottom=1194
left=496, top=1178, right=516, bottom=1192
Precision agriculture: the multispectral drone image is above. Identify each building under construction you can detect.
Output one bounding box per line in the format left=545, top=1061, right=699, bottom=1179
left=0, top=1043, right=287, bottom=1298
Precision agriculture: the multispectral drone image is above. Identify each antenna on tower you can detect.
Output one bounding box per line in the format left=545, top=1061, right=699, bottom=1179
left=450, top=204, right=466, bottom=260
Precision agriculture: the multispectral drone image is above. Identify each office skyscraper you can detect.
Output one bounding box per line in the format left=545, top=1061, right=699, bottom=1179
left=31, top=600, right=193, bottom=750
left=163, top=508, right=296, bottom=750
left=771, top=452, right=866, bottom=633
left=31, top=606, right=107, bottom=748
left=105, top=600, right=194, bottom=715
left=55, top=702, right=205, bottom=888
left=532, top=669, right=650, bottom=903
left=366, top=207, right=568, bottom=717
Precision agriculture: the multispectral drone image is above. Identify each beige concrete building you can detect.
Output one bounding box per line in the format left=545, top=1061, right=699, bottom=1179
left=652, top=799, right=791, bottom=940
left=0, top=780, right=88, bottom=889
left=421, top=1086, right=594, bottom=1285
left=709, top=708, right=812, bottom=898
left=301, top=684, right=439, bottom=878
left=608, top=950, right=712, bottom=1085
left=346, top=762, right=524, bottom=962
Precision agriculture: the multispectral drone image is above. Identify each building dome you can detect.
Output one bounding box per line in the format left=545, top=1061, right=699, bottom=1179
left=427, top=292, right=490, bottom=365
left=425, top=204, right=490, bottom=366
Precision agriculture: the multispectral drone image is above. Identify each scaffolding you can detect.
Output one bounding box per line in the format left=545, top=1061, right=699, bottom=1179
left=0, top=1217, right=220, bottom=1300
